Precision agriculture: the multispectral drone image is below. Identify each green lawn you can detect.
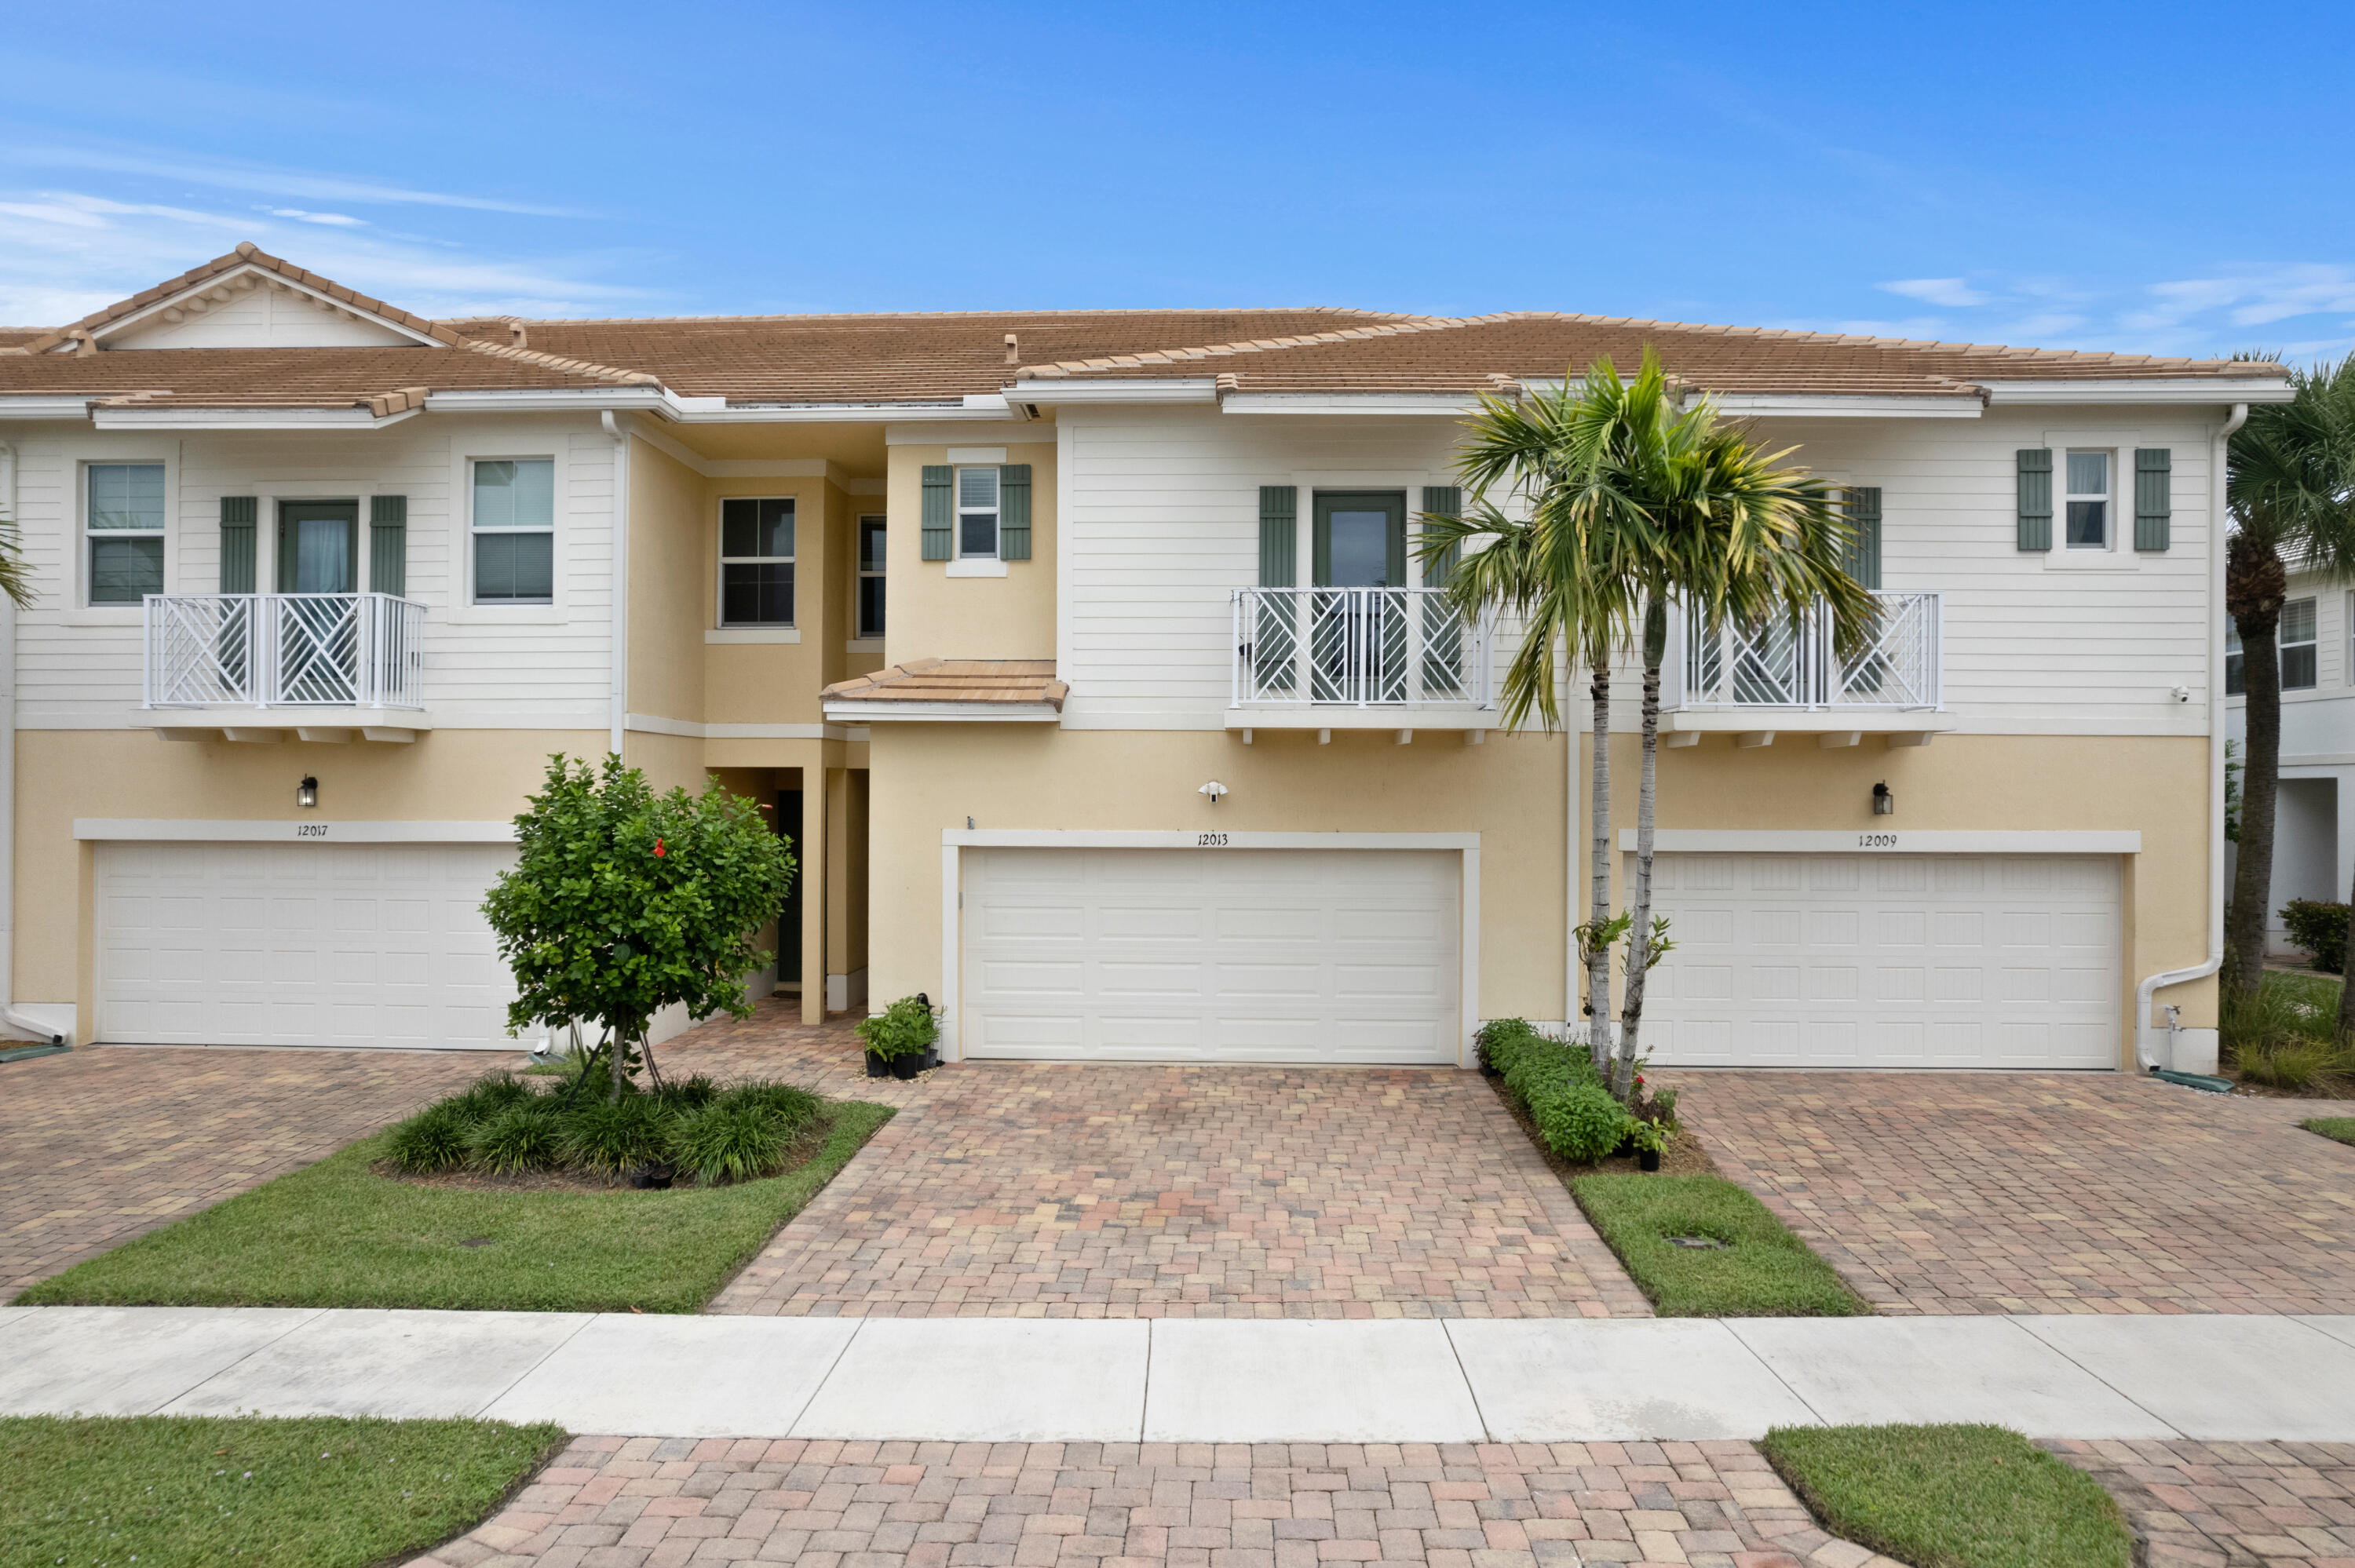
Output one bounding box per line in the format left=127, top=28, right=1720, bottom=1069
left=19, top=1101, right=891, bottom=1312
left=0, top=1414, right=564, bottom=1568
left=1761, top=1424, right=2132, bottom=1568
left=1568, top=1173, right=1868, bottom=1316
left=2306, top=1117, right=2355, bottom=1147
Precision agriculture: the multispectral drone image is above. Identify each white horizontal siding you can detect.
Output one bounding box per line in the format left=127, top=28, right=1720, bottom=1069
left=9, top=415, right=614, bottom=729
left=1059, top=403, right=2225, bottom=735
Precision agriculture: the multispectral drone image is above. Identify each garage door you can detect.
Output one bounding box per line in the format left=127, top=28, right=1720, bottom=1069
left=97, top=841, right=529, bottom=1050
left=1641, top=852, right=2120, bottom=1068
left=960, top=847, right=1462, bottom=1063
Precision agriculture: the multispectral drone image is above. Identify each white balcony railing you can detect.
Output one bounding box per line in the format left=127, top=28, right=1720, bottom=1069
left=144, top=593, right=426, bottom=710
left=1232, top=586, right=1495, bottom=709
left=1670, top=590, right=1941, bottom=711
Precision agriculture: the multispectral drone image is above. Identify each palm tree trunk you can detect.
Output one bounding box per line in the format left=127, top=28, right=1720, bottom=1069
left=2225, top=537, right=2286, bottom=997
left=1613, top=625, right=1663, bottom=1101
left=1587, top=660, right=1613, bottom=1073
left=2340, top=878, right=2355, bottom=1041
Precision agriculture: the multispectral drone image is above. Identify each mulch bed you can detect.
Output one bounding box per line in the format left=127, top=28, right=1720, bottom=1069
left=367, top=1121, right=830, bottom=1194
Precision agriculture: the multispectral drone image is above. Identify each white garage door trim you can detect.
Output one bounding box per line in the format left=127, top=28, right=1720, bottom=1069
left=77, top=819, right=519, bottom=844
left=940, top=830, right=1479, bottom=1064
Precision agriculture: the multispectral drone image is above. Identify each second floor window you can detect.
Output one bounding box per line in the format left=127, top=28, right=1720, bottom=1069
left=473, top=458, right=554, bottom=604
left=858, top=516, right=886, bottom=636
left=88, top=463, right=165, bottom=604
left=721, top=498, right=794, bottom=625
left=958, top=467, right=998, bottom=559
left=2283, top=596, right=2318, bottom=690
left=2065, top=451, right=2109, bottom=549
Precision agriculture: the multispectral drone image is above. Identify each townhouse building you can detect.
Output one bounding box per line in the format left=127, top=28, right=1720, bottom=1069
left=0, top=244, right=2286, bottom=1074
left=2225, top=564, right=2355, bottom=956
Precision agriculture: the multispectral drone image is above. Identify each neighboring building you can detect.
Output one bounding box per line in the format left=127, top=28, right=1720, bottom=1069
left=2224, top=567, right=2353, bottom=957
left=0, top=243, right=2287, bottom=1072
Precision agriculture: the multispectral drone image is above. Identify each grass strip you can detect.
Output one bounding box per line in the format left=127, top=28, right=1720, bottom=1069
left=0, top=1413, right=564, bottom=1568
left=2306, top=1116, right=2355, bottom=1147
left=1761, top=1423, right=2132, bottom=1568
left=1567, top=1172, right=1868, bottom=1316
left=19, top=1100, right=891, bottom=1313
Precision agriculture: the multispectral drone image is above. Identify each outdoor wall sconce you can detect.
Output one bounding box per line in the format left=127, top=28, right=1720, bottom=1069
left=1199, top=781, right=1229, bottom=806
left=1871, top=781, right=1893, bottom=816
left=297, top=775, right=319, bottom=810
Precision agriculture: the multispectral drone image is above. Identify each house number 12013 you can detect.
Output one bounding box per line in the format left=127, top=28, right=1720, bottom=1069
left=1857, top=833, right=1897, bottom=848
left=1196, top=833, right=1229, bottom=847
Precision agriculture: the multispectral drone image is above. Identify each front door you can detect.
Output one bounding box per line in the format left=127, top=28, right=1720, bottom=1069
left=277, top=501, right=359, bottom=593
left=1310, top=491, right=1407, bottom=702
left=276, top=501, right=360, bottom=702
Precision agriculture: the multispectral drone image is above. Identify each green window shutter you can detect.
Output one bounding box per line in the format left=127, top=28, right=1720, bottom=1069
left=1258, top=486, right=1297, bottom=587
left=1418, top=485, right=1462, bottom=586
left=920, top=465, right=952, bottom=561
left=2017, top=448, right=2053, bottom=551
left=999, top=465, right=1032, bottom=560
left=218, top=496, right=257, bottom=593
left=2134, top=448, right=2172, bottom=551
left=369, top=494, right=408, bottom=596
left=1843, top=487, right=1882, bottom=589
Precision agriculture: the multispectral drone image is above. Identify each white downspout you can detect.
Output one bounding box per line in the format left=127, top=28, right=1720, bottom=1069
left=2134, top=401, right=2247, bottom=1070
left=603, top=411, right=630, bottom=758
left=0, top=439, right=64, bottom=1046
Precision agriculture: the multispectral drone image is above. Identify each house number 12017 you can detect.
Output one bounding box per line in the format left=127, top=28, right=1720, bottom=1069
left=295, top=823, right=330, bottom=838
left=1857, top=833, right=1897, bottom=848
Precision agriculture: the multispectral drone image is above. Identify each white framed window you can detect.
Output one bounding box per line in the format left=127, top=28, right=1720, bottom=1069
left=720, top=498, right=795, bottom=625
left=2283, top=596, right=2318, bottom=690
left=857, top=515, right=886, bottom=637
left=2065, top=450, right=2111, bottom=549
left=472, top=458, right=554, bottom=604
left=86, top=463, right=166, bottom=604
left=957, top=466, right=999, bottom=559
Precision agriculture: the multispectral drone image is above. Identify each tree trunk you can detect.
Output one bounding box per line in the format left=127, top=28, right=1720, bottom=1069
left=1586, top=660, right=1613, bottom=1073
left=1613, top=621, right=1663, bottom=1101
left=2225, top=534, right=2287, bottom=998
left=608, top=1023, right=627, bottom=1105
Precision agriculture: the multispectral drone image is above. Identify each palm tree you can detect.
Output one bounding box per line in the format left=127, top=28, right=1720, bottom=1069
left=2223, top=355, right=2355, bottom=1012
left=0, top=510, right=32, bottom=609
left=1425, top=351, right=1873, bottom=1095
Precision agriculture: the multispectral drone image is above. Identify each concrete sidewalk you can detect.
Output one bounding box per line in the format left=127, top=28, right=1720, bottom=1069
left=6, top=1306, right=2355, bottom=1442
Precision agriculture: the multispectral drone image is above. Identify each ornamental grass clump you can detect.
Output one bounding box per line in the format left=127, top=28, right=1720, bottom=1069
left=670, top=1101, right=793, bottom=1186
left=558, top=1096, right=671, bottom=1174
left=720, top=1079, right=823, bottom=1132
left=467, top=1101, right=564, bottom=1176
left=384, top=1103, right=473, bottom=1173
left=654, top=1074, right=720, bottom=1113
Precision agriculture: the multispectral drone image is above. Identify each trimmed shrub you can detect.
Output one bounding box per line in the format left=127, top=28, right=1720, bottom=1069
left=384, top=1103, right=472, bottom=1173
left=857, top=995, right=939, bottom=1061
left=1532, top=1079, right=1634, bottom=1164
left=1496, top=1029, right=1601, bottom=1111
left=719, top=1079, right=823, bottom=1133
left=447, top=1072, right=539, bottom=1125
left=1475, top=1016, right=1541, bottom=1072
left=670, top=1101, right=790, bottom=1186
left=2281, top=899, right=2350, bottom=974
left=558, top=1096, right=672, bottom=1173
left=468, top=1102, right=563, bottom=1175
left=652, top=1074, right=719, bottom=1113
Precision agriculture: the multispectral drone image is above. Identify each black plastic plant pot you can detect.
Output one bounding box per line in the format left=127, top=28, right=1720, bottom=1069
left=891, top=1053, right=922, bottom=1080
left=1613, top=1133, right=1637, bottom=1158
left=920, top=1047, right=941, bottom=1071
left=628, top=1161, right=675, bottom=1190
left=865, top=1050, right=891, bottom=1078
left=1638, top=1149, right=1662, bottom=1173
left=1478, top=1062, right=1500, bottom=1078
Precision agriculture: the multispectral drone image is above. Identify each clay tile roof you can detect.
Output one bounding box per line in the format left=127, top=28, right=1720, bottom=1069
left=821, top=659, right=1067, bottom=709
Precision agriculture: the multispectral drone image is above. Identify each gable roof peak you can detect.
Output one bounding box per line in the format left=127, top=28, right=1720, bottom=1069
left=15, top=243, right=463, bottom=356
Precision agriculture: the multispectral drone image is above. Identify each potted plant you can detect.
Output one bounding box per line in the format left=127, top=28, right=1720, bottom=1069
left=1629, top=1118, right=1667, bottom=1173
left=857, top=994, right=939, bottom=1080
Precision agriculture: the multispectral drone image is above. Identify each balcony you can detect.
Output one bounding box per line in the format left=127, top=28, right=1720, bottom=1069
left=1666, top=590, right=1947, bottom=746
left=1229, top=587, right=1495, bottom=732
left=144, top=593, right=427, bottom=740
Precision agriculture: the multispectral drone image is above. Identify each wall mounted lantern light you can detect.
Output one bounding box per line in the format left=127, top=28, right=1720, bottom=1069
left=1871, top=781, right=1893, bottom=816
left=297, top=775, right=319, bottom=810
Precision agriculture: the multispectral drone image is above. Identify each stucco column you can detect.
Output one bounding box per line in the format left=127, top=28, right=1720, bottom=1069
left=799, top=768, right=827, bottom=1025
left=826, top=766, right=853, bottom=1008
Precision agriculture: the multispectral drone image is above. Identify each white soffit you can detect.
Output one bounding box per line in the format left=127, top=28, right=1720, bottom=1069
left=91, top=405, right=422, bottom=431
left=1006, top=377, right=1220, bottom=405
left=1977, top=377, right=2294, bottom=405
left=1220, top=392, right=1487, bottom=416
left=1700, top=394, right=1984, bottom=418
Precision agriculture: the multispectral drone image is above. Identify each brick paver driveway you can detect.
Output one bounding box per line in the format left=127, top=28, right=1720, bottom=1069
left=1670, top=1070, right=2355, bottom=1316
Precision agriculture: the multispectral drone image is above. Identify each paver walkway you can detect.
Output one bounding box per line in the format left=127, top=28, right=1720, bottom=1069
left=405, top=1436, right=1904, bottom=1568
left=2046, top=1439, right=2355, bottom=1568
left=1670, top=1070, right=2355, bottom=1316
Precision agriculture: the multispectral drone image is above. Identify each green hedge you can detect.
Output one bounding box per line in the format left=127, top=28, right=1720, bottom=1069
left=1476, top=1019, right=1635, bottom=1164
left=2281, top=899, right=2349, bottom=974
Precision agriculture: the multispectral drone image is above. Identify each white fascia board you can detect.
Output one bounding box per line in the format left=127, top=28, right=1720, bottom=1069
left=424, top=388, right=687, bottom=416
left=75, top=817, right=518, bottom=843
left=92, top=404, right=422, bottom=431
left=1006, top=377, right=1220, bottom=404
left=680, top=402, right=1020, bottom=424
left=1700, top=394, right=1984, bottom=418
left=1220, top=392, right=1487, bottom=416
left=0, top=396, right=95, bottom=421
left=1616, top=828, right=2142, bottom=853
left=822, top=701, right=1062, bottom=723
left=1979, top=378, right=2295, bottom=405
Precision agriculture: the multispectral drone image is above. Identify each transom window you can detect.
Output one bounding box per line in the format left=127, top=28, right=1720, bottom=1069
left=720, top=498, right=795, bottom=625
left=957, top=467, right=999, bottom=559
left=472, top=458, right=555, bottom=604
left=2282, top=596, right=2318, bottom=691
left=857, top=516, right=886, bottom=637
left=86, top=463, right=166, bottom=604
left=2065, top=450, right=2110, bottom=549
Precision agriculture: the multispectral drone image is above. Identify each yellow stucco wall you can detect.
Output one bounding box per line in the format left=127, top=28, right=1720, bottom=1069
left=883, top=440, right=1057, bottom=663
left=626, top=436, right=706, bottom=724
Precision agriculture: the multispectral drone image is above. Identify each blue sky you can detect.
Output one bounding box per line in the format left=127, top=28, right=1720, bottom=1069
left=3, top=1, right=2350, bottom=359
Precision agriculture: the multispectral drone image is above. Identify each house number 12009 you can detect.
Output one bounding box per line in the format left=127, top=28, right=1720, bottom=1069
left=1857, top=833, right=1897, bottom=848
left=1197, top=833, right=1229, bottom=847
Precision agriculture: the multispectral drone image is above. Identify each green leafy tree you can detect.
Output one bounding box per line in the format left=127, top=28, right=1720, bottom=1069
left=484, top=754, right=796, bottom=1101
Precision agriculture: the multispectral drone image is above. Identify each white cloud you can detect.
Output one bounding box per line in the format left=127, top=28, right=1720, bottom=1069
left=265, top=208, right=368, bottom=228
left=0, top=139, right=582, bottom=217
left=1879, top=277, right=1988, bottom=308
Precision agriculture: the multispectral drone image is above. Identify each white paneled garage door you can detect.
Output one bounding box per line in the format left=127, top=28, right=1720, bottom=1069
left=1642, top=852, right=2121, bottom=1069
left=97, top=841, right=528, bottom=1050
left=960, top=847, right=1462, bottom=1063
